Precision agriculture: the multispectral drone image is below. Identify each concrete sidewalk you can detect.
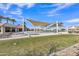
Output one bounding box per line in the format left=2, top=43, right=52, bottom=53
left=0, top=33, right=59, bottom=40
left=0, top=32, right=69, bottom=41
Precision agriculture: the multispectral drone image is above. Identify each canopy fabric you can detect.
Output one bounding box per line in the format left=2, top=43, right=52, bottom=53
left=46, top=22, right=63, bottom=29
left=28, top=20, right=49, bottom=26
left=49, top=22, right=63, bottom=27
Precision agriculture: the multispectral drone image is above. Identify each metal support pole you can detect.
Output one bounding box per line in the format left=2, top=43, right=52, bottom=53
left=67, top=27, right=69, bottom=33
left=56, top=21, right=58, bottom=34
left=22, top=18, right=25, bottom=33
left=34, top=27, right=36, bottom=32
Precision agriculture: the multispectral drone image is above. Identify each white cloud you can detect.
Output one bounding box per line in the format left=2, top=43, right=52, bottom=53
left=44, top=3, right=75, bottom=17
left=0, top=3, right=22, bottom=16
left=14, top=3, right=27, bottom=7
left=0, top=3, right=12, bottom=14
left=47, top=13, right=60, bottom=17
left=8, top=3, right=35, bottom=16
left=52, top=3, right=64, bottom=7
left=0, top=3, right=36, bottom=16
left=26, top=3, right=35, bottom=8
left=13, top=3, right=35, bottom=8
left=48, top=3, right=75, bottom=14
left=40, top=3, right=75, bottom=17
left=38, top=3, right=63, bottom=8
left=0, top=4, right=5, bottom=9
left=66, top=18, right=79, bottom=23
left=0, top=3, right=35, bottom=10
left=9, top=8, right=22, bottom=16
left=0, top=3, right=12, bottom=10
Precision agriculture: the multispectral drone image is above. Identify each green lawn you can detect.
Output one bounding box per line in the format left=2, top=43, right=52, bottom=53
left=0, top=34, right=79, bottom=56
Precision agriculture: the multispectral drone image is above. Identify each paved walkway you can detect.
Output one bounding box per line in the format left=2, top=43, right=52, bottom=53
left=0, top=32, right=61, bottom=40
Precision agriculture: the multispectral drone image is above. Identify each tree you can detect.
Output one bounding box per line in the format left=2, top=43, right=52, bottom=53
left=24, top=21, right=27, bottom=31
left=11, top=19, right=16, bottom=24
left=0, top=15, right=5, bottom=23
left=6, top=17, right=11, bottom=23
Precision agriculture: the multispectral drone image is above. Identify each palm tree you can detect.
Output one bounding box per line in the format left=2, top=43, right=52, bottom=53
left=22, top=20, right=27, bottom=31
left=5, top=17, right=11, bottom=23
left=11, top=19, right=16, bottom=24
left=0, top=15, right=5, bottom=23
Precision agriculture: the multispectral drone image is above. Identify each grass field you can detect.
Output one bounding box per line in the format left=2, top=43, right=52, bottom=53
left=0, top=34, right=79, bottom=56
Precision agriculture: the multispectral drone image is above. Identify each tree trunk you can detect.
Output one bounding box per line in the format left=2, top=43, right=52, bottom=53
left=0, top=19, right=2, bottom=23
left=6, top=20, right=8, bottom=23
left=13, top=21, right=14, bottom=24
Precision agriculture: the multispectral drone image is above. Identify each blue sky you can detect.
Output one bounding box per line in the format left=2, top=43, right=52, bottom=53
left=0, top=3, right=79, bottom=28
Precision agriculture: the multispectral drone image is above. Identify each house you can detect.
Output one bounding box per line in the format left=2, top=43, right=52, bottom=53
left=0, top=23, right=23, bottom=34
left=68, top=26, right=79, bottom=33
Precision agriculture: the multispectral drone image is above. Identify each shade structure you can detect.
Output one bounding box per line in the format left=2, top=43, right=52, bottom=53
left=28, top=19, right=49, bottom=26
left=47, top=22, right=63, bottom=28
